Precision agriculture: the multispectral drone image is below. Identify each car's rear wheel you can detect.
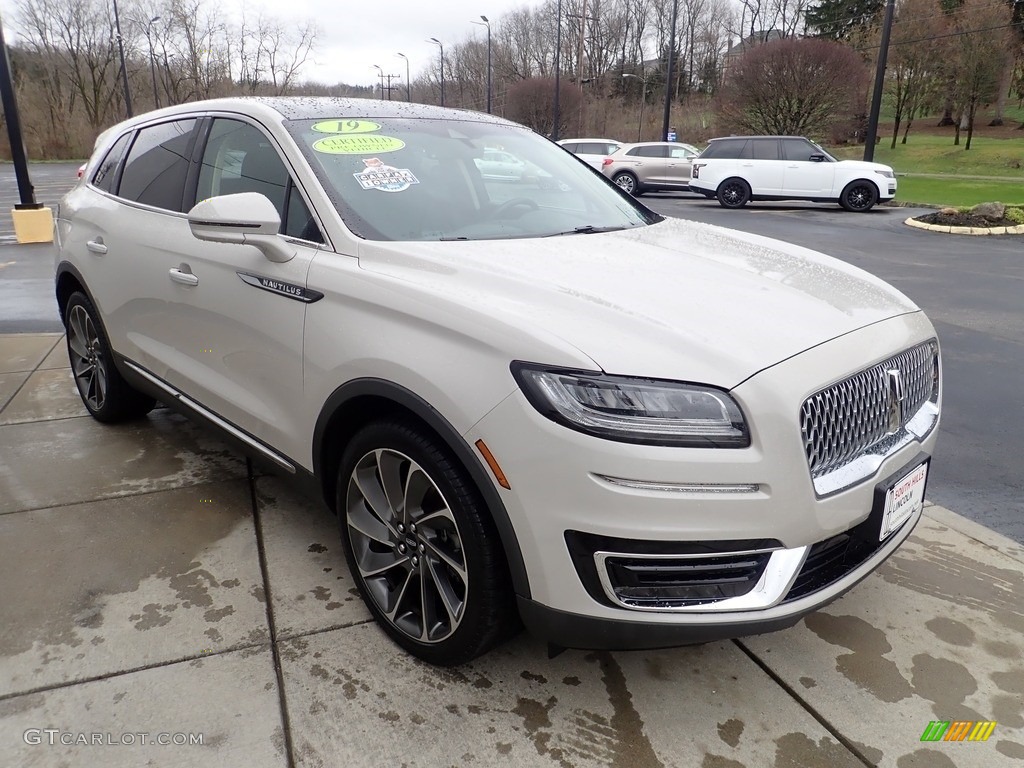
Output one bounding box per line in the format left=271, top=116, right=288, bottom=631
left=64, top=291, right=156, bottom=422
left=840, top=180, right=879, bottom=212
left=717, top=178, right=751, bottom=209
left=337, top=419, right=516, bottom=665
left=613, top=171, right=640, bottom=196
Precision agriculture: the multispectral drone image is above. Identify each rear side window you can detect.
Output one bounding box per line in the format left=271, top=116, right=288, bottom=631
left=577, top=142, right=616, bottom=154
left=561, top=143, right=578, bottom=153
left=700, top=139, right=747, bottom=159
left=636, top=146, right=668, bottom=158
left=117, top=119, right=198, bottom=211
left=751, top=139, right=780, bottom=160
left=91, top=133, right=132, bottom=193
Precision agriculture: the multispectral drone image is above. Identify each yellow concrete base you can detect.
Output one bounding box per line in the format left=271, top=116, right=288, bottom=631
left=12, top=207, right=55, bottom=244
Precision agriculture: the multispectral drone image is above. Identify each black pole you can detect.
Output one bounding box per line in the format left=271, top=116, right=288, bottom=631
left=661, top=0, right=678, bottom=141
left=112, top=0, right=133, bottom=117
left=0, top=15, right=39, bottom=208
left=553, top=0, right=562, bottom=140
left=147, top=33, right=159, bottom=107
left=483, top=17, right=492, bottom=114
left=439, top=43, right=445, bottom=106
left=864, top=0, right=895, bottom=162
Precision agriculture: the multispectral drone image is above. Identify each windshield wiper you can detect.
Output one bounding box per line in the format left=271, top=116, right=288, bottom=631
left=545, top=225, right=628, bottom=237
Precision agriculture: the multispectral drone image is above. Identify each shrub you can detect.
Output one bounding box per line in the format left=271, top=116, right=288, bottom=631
left=1007, top=207, right=1024, bottom=225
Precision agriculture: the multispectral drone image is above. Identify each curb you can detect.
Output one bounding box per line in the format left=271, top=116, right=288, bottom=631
left=904, top=217, right=1024, bottom=235
left=924, top=503, right=1024, bottom=565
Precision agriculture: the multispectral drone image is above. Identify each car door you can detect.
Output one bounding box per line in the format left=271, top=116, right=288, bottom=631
left=781, top=138, right=836, bottom=197
left=741, top=138, right=785, bottom=195
left=635, top=145, right=671, bottom=185
left=67, top=118, right=202, bottom=369
left=157, top=116, right=327, bottom=458
left=666, top=146, right=696, bottom=186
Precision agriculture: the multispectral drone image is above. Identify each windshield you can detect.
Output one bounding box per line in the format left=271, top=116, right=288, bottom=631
left=285, top=117, right=658, bottom=241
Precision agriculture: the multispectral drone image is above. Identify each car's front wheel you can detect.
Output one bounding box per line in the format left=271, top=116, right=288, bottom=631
left=613, top=171, right=641, bottom=196
left=717, top=178, right=751, bottom=209
left=840, top=180, right=879, bottom=212
left=337, top=419, right=517, bottom=665
left=64, top=291, right=155, bottom=422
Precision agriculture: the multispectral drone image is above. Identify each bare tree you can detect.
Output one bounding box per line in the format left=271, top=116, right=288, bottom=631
left=947, top=0, right=1012, bottom=148
left=885, top=0, right=945, bottom=147
left=715, top=37, right=869, bottom=135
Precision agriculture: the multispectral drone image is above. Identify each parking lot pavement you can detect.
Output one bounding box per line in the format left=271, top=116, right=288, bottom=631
left=1, top=333, right=1022, bottom=768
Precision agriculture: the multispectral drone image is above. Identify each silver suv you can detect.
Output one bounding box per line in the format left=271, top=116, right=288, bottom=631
left=689, top=136, right=897, bottom=211
left=600, top=142, right=700, bottom=196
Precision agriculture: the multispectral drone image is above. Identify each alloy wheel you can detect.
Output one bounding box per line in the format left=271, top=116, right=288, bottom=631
left=346, top=448, right=468, bottom=643
left=845, top=184, right=874, bottom=211
left=67, top=304, right=108, bottom=411
left=614, top=173, right=636, bottom=194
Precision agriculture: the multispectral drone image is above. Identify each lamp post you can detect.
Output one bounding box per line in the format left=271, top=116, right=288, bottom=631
left=372, top=64, right=384, bottom=99
left=552, top=0, right=562, bottom=140
left=427, top=37, right=445, bottom=106
left=396, top=52, right=411, bottom=101
left=472, top=16, right=492, bottom=114
left=661, top=0, right=679, bottom=142
left=144, top=15, right=160, bottom=108
left=622, top=73, right=647, bottom=142
left=111, top=0, right=133, bottom=117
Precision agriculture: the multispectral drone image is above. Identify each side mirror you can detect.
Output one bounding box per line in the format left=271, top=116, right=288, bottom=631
left=809, top=154, right=825, bottom=163
left=187, top=193, right=294, bottom=263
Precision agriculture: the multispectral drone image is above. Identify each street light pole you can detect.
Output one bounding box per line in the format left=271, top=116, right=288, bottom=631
left=428, top=38, right=445, bottom=106
left=111, top=0, right=133, bottom=117
left=661, top=0, right=678, bottom=141
left=472, top=16, right=492, bottom=114
left=145, top=16, right=160, bottom=108
left=622, top=73, right=646, bottom=142
left=372, top=64, right=384, bottom=99
left=396, top=52, right=411, bottom=101
left=553, top=0, right=562, bottom=140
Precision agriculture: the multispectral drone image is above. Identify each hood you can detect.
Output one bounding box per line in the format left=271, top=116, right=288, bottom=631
left=355, top=217, right=919, bottom=387
left=836, top=159, right=894, bottom=173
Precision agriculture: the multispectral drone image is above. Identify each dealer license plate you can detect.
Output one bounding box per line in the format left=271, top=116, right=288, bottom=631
left=880, top=463, right=928, bottom=541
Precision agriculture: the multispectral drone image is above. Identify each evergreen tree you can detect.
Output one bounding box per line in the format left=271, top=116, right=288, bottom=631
left=805, top=0, right=885, bottom=41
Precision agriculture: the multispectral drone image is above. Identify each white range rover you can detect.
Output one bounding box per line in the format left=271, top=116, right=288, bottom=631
left=55, top=98, right=939, bottom=665
left=689, top=136, right=898, bottom=211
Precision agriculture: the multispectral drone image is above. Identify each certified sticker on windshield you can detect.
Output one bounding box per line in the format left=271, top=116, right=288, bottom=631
left=313, top=135, right=405, bottom=154
left=311, top=119, right=381, bottom=134
left=353, top=158, right=419, bottom=192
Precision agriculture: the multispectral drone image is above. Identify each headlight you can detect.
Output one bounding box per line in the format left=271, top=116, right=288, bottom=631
left=511, top=363, right=749, bottom=447
left=875, top=170, right=895, bottom=178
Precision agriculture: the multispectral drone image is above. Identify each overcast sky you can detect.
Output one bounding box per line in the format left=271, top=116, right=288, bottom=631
left=0, top=0, right=534, bottom=88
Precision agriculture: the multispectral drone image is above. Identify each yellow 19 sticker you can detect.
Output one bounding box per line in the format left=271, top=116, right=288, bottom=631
left=313, top=135, right=406, bottom=155
left=311, top=120, right=381, bottom=134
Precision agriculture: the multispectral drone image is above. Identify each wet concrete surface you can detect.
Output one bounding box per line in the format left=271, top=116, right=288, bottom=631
left=0, top=332, right=1021, bottom=767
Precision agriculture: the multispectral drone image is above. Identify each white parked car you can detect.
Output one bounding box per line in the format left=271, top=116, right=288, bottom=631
left=55, top=99, right=939, bottom=665
left=689, top=136, right=897, bottom=211
left=473, top=148, right=526, bottom=181
left=557, top=138, right=622, bottom=170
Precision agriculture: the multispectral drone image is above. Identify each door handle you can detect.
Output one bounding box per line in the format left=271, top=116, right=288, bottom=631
left=169, top=267, right=199, bottom=287
left=86, top=239, right=107, bottom=254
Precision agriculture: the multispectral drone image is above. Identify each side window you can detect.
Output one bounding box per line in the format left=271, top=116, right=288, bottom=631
left=561, top=143, right=578, bottom=153
left=117, top=119, right=198, bottom=211
left=752, top=140, right=780, bottom=160
left=198, top=118, right=322, bottom=243
left=92, top=133, right=132, bottom=193
left=782, top=139, right=816, bottom=162
left=669, top=147, right=693, bottom=159
left=738, top=140, right=754, bottom=159
left=625, top=147, right=643, bottom=157
left=637, top=146, right=668, bottom=158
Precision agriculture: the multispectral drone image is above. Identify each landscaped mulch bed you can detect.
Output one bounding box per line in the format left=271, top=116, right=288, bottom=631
left=913, top=211, right=1019, bottom=228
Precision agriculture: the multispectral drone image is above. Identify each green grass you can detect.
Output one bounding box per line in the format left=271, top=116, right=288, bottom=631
left=892, top=176, right=1024, bottom=207
left=830, top=133, right=1024, bottom=177
left=827, top=130, right=1024, bottom=206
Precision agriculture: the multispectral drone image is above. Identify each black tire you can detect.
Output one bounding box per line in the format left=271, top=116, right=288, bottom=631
left=337, top=419, right=517, bottom=665
left=840, top=180, right=879, bottom=212
left=717, top=178, right=751, bottom=209
left=63, top=291, right=156, bottom=423
left=613, top=171, right=640, bottom=196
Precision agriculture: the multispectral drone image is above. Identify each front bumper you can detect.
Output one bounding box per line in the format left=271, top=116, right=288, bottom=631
left=466, top=312, right=939, bottom=645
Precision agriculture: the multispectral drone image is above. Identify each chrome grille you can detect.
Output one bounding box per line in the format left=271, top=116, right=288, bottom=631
left=801, top=341, right=938, bottom=481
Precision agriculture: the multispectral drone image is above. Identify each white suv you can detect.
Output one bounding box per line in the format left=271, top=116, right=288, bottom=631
left=689, top=136, right=897, bottom=211
left=56, top=99, right=939, bottom=665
